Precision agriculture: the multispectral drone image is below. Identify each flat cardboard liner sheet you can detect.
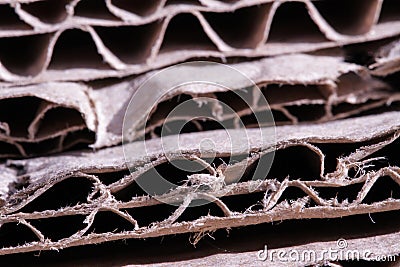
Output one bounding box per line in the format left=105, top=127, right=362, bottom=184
left=2, top=54, right=399, bottom=157
left=0, top=112, right=398, bottom=258
left=0, top=0, right=399, bottom=83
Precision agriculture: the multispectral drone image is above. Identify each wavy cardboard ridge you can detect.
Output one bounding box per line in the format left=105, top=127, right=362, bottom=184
left=0, top=112, right=398, bottom=255
left=1, top=54, right=399, bottom=157
left=0, top=0, right=399, bottom=83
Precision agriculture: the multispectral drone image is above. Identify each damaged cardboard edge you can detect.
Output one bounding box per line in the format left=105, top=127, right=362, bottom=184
left=0, top=53, right=398, bottom=157
left=0, top=19, right=400, bottom=83
left=3, top=111, right=400, bottom=212
left=0, top=112, right=399, bottom=255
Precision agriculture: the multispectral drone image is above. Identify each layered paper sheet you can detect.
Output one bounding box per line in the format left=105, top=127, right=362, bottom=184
left=0, top=0, right=399, bottom=265
left=0, top=0, right=399, bottom=83
left=2, top=53, right=399, bottom=157
left=0, top=112, right=399, bottom=256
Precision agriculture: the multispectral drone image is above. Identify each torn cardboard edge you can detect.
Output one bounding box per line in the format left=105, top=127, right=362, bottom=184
left=0, top=0, right=399, bottom=83
left=1, top=53, right=399, bottom=157
left=0, top=82, right=96, bottom=157
left=92, top=54, right=398, bottom=148
left=370, top=38, right=400, bottom=76
left=0, top=112, right=398, bottom=255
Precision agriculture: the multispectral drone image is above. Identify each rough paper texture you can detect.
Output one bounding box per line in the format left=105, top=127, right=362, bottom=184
left=0, top=1, right=399, bottom=264
left=3, top=53, right=399, bottom=157
left=0, top=82, right=96, bottom=158
left=0, top=112, right=398, bottom=255
left=0, top=0, right=399, bottom=84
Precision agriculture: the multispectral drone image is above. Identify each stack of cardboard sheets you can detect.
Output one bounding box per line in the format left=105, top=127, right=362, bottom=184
left=0, top=0, right=400, bottom=266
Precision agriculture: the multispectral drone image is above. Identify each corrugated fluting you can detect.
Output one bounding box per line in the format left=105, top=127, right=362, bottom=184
left=0, top=1, right=400, bottom=266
